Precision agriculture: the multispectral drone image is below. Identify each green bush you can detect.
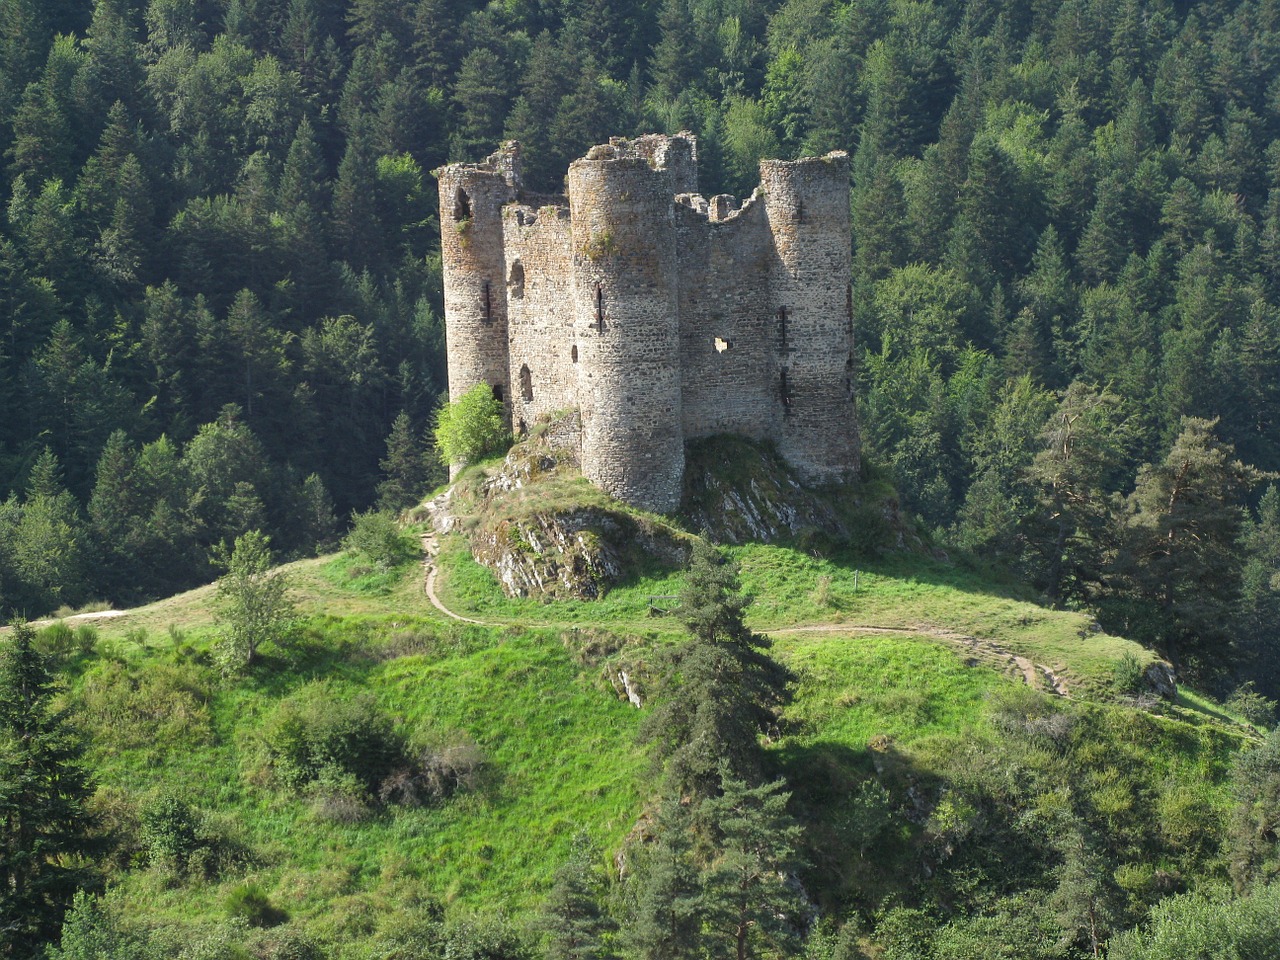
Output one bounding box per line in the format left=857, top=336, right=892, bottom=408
left=139, top=795, right=246, bottom=880
left=343, top=509, right=418, bottom=570
left=1109, top=884, right=1280, bottom=959
left=140, top=794, right=202, bottom=874
left=48, top=891, right=153, bottom=960
left=257, top=681, right=402, bottom=792
left=36, top=621, right=76, bottom=659
left=1112, top=652, right=1146, bottom=696
left=223, top=883, right=287, bottom=928
left=433, top=384, right=509, bottom=468
left=1226, top=682, right=1277, bottom=728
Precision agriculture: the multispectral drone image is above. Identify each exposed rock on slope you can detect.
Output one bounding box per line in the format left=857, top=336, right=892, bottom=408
left=681, top=436, right=852, bottom=545
left=437, top=416, right=690, bottom=600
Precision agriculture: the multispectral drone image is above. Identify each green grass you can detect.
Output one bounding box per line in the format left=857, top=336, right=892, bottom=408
left=77, top=619, right=646, bottom=953
left=435, top=535, right=1154, bottom=700
left=21, top=464, right=1263, bottom=953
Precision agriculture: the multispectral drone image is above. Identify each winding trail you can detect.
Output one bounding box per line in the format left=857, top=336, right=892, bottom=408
left=419, top=541, right=1071, bottom=696
left=422, top=530, right=485, bottom=625
left=772, top=622, right=1070, bottom=696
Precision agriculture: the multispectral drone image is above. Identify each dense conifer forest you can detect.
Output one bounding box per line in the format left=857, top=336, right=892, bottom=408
left=5, top=4, right=1280, bottom=953
left=0, top=0, right=1278, bottom=695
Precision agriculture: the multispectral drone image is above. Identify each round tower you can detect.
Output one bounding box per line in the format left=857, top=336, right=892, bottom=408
left=761, top=152, right=860, bottom=483
left=568, top=149, right=684, bottom=513
left=435, top=147, right=519, bottom=448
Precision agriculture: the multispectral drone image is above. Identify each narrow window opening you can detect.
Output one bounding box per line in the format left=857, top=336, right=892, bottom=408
left=492, top=384, right=504, bottom=403
left=571, top=345, right=579, bottom=363
left=482, top=281, right=492, bottom=324
left=518, top=418, right=528, bottom=435
left=780, top=367, right=791, bottom=411
left=509, top=261, right=525, bottom=300
left=796, top=198, right=804, bottom=221
left=777, top=306, right=789, bottom=350
left=453, top=186, right=471, bottom=220
left=846, top=284, right=853, bottom=322
left=595, top=284, right=605, bottom=332
left=714, top=337, right=732, bottom=353
left=520, top=364, right=533, bottom=402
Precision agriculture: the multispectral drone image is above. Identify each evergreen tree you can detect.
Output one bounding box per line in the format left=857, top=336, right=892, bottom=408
left=0, top=622, right=98, bottom=953
left=648, top=0, right=704, bottom=106
left=376, top=411, right=428, bottom=512
left=622, top=797, right=703, bottom=960
left=641, top=542, right=794, bottom=800
left=700, top=772, right=806, bottom=960
left=539, top=833, right=616, bottom=960
left=1109, top=417, right=1266, bottom=671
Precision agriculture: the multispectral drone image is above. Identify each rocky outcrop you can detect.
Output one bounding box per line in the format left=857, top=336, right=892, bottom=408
left=1144, top=661, right=1178, bottom=700
left=681, top=436, right=847, bottom=545
left=471, top=508, right=687, bottom=600
left=441, top=416, right=691, bottom=600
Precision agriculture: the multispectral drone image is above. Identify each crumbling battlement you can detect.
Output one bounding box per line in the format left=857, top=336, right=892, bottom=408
left=435, top=134, right=859, bottom=514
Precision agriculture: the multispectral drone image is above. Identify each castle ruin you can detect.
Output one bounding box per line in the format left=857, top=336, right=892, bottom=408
left=435, top=133, right=859, bottom=514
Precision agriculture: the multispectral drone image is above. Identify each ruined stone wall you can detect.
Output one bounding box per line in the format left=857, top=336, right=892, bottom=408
left=761, top=153, right=860, bottom=483
left=568, top=153, right=684, bottom=513
left=437, top=135, right=859, bottom=511
left=674, top=195, right=777, bottom=440
left=503, top=203, right=578, bottom=433
left=436, top=153, right=516, bottom=422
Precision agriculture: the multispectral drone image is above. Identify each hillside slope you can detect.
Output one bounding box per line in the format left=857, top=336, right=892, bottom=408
left=12, top=448, right=1267, bottom=958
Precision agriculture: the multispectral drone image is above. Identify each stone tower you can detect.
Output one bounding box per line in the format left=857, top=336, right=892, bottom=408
left=435, top=146, right=519, bottom=435
left=435, top=135, right=859, bottom=514
left=761, top=154, right=859, bottom=483
left=568, top=141, right=688, bottom=512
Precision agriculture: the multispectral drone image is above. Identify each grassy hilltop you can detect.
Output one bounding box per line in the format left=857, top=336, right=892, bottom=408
left=15, top=441, right=1272, bottom=959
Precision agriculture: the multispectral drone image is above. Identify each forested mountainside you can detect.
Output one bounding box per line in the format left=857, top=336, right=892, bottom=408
left=3, top=0, right=1280, bottom=695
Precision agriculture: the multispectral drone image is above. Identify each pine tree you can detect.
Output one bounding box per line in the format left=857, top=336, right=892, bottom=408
left=641, top=542, right=795, bottom=800
left=700, top=772, right=806, bottom=960
left=539, top=833, right=616, bottom=960
left=648, top=0, right=703, bottom=105
left=1109, top=417, right=1266, bottom=670
left=622, top=797, right=703, bottom=960
left=376, top=411, right=428, bottom=512
left=0, top=621, right=98, bottom=953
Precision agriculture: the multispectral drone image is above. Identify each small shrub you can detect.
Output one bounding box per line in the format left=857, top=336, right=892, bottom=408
left=139, top=795, right=245, bottom=880
left=305, top=768, right=372, bottom=824
left=36, top=621, right=76, bottom=660
left=379, top=733, right=488, bottom=807
left=986, top=685, right=1074, bottom=746
left=74, top=623, right=98, bottom=654
left=48, top=891, right=150, bottom=959
left=811, top=574, right=834, bottom=608
left=433, top=384, right=509, bottom=468
left=223, top=883, right=287, bottom=928
left=343, top=510, right=417, bottom=570
left=1112, top=652, right=1146, bottom=696
left=438, top=913, right=535, bottom=960
left=257, top=681, right=402, bottom=793
left=1226, top=682, right=1277, bottom=728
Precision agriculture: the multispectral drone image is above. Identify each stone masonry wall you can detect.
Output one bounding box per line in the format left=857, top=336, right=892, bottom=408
left=762, top=154, right=860, bottom=484
left=503, top=203, right=577, bottom=433
left=675, top=193, right=776, bottom=441
left=436, top=153, right=516, bottom=431
left=569, top=152, right=685, bottom=514
left=435, top=135, right=859, bottom=510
